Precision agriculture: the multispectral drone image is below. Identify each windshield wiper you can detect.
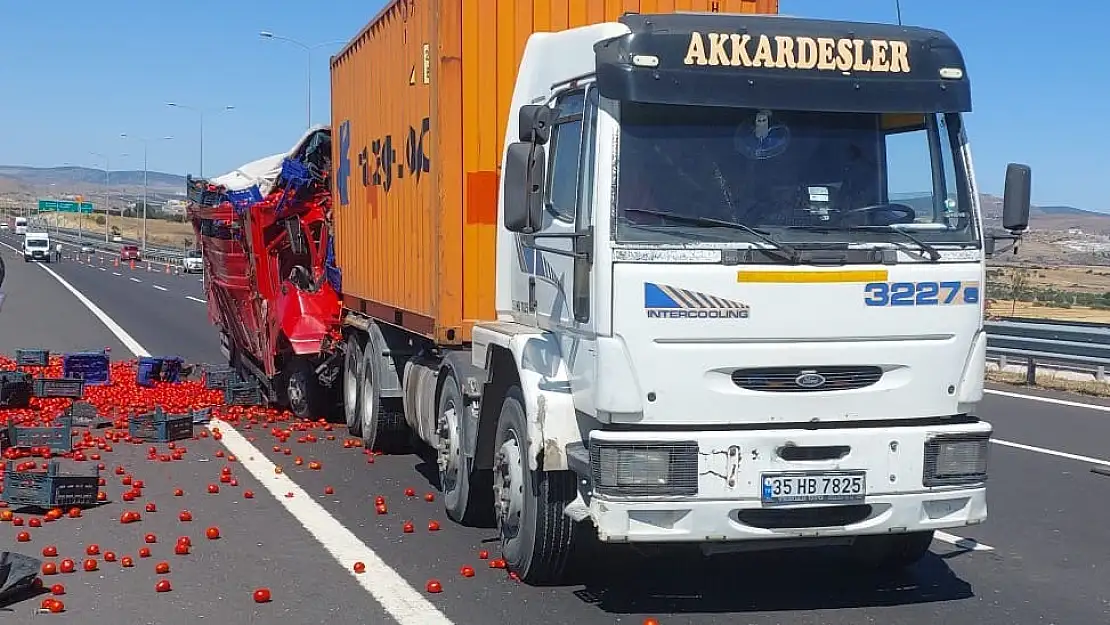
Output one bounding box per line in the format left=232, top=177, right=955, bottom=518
left=785, top=224, right=942, bottom=262
left=623, top=207, right=800, bottom=263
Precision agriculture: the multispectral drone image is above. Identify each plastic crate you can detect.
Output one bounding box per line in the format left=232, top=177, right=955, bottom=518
left=0, top=371, right=32, bottom=408
left=224, top=380, right=263, bottom=406
left=32, top=377, right=86, bottom=399
left=5, top=418, right=73, bottom=452
left=136, top=357, right=185, bottom=387
left=62, top=351, right=110, bottom=386
left=15, top=348, right=50, bottom=367
left=128, top=407, right=195, bottom=443
left=202, top=365, right=239, bottom=389
left=227, top=186, right=263, bottom=215
left=65, top=401, right=109, bottom=428
left=1, top=461, right=99, bottom=508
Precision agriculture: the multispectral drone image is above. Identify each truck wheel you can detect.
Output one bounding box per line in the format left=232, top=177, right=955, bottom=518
left=438, top=372, right=492, bottom=525
left=343, top=334, right=364, bottom=436
left=285, top=358, right=325, bottom=419
left=358, top=336, right=407, bottom=452
left=852, top=531, right=935, bottom=570
left=493, top=386, right=577, bottom=584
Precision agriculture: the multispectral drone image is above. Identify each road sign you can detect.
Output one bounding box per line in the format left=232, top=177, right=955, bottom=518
left=37, top=199, right=94, bottom=213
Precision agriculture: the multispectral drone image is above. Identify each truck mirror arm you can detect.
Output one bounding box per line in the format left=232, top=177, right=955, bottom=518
left=521, top=229, right=593, bottom=263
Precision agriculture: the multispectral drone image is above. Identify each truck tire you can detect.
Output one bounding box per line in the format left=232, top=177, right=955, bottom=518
left=493, top=386, right=577, bottom=584
left=438, top=371, right=492, bottom=525
left=852, top=531, right=935, bottom=570
left=343, top=334, right=364, bottom=436
left=358, top=333, right=407, bottom=452
left=284, top=358, right=326, bottom=420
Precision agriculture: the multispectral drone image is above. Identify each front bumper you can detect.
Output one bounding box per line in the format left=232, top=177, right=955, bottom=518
left=583, top=421, right=990, bottom=543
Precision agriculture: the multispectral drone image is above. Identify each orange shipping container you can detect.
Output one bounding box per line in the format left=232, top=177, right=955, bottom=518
left=331, top=0, right=779, bottom=345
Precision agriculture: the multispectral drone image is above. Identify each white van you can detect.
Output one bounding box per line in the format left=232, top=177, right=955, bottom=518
left=23, top=232, right=51, bottom=262
left=14, top=217, right=28, bottom=236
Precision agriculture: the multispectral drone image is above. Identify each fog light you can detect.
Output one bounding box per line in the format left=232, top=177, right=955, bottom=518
left=924, top=434, right=989, bottom=487
left=590, top=442, right=698, bottom=496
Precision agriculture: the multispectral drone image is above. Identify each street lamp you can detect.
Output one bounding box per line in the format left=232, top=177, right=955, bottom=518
left=120, top=134, right=173, bottom=252
left=165, top=103, right=234, bottom=178
left=259, top=32, right=345, bottom=128
left=90, top=152, right=129, bottom=243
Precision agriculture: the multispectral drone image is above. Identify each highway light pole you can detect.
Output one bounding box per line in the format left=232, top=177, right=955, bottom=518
left=91, top=152, right=128, bottom=243
left=165, top=103, right=234, bottom=178
left=120, top=134, right=173, bottom=253
left=259, top=32, right=345, bottom=128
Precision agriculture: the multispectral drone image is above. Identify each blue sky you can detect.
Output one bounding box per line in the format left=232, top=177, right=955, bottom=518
left=0, top=0, right=1106, bottom=210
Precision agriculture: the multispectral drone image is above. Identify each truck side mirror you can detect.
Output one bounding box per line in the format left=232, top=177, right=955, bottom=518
left=1002, top=163, right=1031, bottom=232
left=503, top=142, right=546, bottom=234
left=518, top=105, right=552, bottom=145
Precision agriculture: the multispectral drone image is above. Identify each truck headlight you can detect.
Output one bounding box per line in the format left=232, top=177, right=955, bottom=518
left=589, top=442, right=698, bottom=496
left=923, top=433, right=990, bottom=487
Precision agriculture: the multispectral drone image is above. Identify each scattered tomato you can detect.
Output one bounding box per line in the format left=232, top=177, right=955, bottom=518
left=253, top=588, right=272, bottom=603
left=155, top=579, right=172, bottom=593
left=425, top=579, right=443, bottom=594
left=205, top=527, right=221, bottom=540
left=353, top=562, right=366, bottom=574
left=460, top=566, right=475, bottom=578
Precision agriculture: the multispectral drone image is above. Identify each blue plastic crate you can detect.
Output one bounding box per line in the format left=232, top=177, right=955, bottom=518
left=136, top=357, right=185, bottom=387
left=32, top=377, right=86, bottom=398
left=227, top=186, right=263, bottom=216
left=128, top=407, right=195, bottom=443
left=62, top=351, right=110, bottom=386
left=202, top=364, right=239, bottom=389
left=281, top=157, right=312, bottom=188
left=15, top=348, right=50, bottom=367
left=6, top=418, right=73, bottom=452
left=1, top=461, right=99, bottom=508
left=224, top=380, right=263, bottom=406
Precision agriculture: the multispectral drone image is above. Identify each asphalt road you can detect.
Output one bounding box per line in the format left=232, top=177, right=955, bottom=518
left=2, top=231, right=1109, bottom=625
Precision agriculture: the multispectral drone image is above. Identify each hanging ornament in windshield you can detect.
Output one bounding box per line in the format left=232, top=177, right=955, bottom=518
left=734, top=109, right=790, bottom=160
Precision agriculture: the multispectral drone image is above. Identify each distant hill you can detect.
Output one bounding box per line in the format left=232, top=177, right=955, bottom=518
left=0, top=165, right=185, bottom=191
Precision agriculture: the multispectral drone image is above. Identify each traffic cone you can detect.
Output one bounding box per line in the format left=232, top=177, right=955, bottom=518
left=129, top=259, right=135, bottom=270
left=165, top=265, right=170, bottom=274
left=114, top=258, right=119, bottom=268
left=147, top=261, right=152, bottom=272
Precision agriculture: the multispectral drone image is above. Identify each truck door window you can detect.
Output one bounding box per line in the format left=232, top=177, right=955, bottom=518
left=882, top=114, right=963, bottom=228
left=544, top=91, right=586, bottom=223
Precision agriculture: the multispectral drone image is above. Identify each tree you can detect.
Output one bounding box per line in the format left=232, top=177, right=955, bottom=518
left=1009, top=268, right=1029, bottom=316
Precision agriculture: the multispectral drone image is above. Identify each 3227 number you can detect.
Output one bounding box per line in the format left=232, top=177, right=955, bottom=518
left=863, top=281, right=980, bottom=307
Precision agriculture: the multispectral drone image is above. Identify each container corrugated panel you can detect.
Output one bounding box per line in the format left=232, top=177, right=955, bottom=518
left=332, top=0, right=778, bottom=344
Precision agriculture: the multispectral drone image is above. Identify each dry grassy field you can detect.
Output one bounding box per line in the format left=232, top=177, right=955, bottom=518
left=987, top=299, right=1110, bottom=324
left=49, top=213, right=195, bottom=248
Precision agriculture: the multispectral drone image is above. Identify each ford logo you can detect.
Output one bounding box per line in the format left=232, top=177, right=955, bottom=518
left=794, top=372, right=827, bottom=389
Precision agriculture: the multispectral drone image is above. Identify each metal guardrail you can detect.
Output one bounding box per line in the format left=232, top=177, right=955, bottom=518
left=985, top=317, right=1110, bottom=383
left=37, top=228, right=187, bottom=263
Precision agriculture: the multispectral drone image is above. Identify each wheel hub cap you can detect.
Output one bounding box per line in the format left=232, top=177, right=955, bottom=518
left=493, top=435, right=523, bottom=541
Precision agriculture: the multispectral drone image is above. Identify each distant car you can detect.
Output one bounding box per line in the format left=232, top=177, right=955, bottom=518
left=112, top=235, right=122, bottom=243
left=0, top=223, right=9, bottom=231
left=182, top=249, right=203, bottom=274
left=80, top=244, right=95, bottom=254
left=119, top=245, right=141, bottom=261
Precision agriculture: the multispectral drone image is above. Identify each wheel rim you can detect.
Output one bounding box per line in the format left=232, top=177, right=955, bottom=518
left=343, top=344, right=359, bottom=427
left=493, top=429, right=524, bottom=549
left=359, top=350, right=376, bottom=434
left=437, top=398, right=462, bottom=500
left=287, top=372, right=307, bottom=415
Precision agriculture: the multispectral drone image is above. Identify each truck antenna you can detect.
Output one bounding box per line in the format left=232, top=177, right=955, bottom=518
left=895, top=0, right=903, bottom=25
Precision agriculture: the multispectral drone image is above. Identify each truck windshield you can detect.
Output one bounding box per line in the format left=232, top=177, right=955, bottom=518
left=615, top=104, right=976, bottom=251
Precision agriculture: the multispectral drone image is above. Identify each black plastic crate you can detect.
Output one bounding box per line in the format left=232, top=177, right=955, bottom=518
left=62, top=351, right=110, bottom=386
left=128, top=407, right=195, bottom=443
left=65, top=401, right=109, bottom=428
left=203, top=365, right=239, bottom=389
left=0, top=371, right=32, bottom=408
left=32, top=377, right=86, bottom=399
left=224, top=380, right=263, bottom=406
left=6, top=418, right=73, bottom=452
left=14, top=349, right=50, bottom=367
left=1, top=461, right=99, bottom=508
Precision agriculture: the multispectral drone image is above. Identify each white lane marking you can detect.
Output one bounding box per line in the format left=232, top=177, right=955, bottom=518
left=213, top=422, right=454, bottom=625
left=934, top=531, right=993, bottom=552
left=10, top=239, right=454, bottom=625
left=185, top=295, right=207, bottom=304
left=99, top=267, right=106, bottom=271
left=129, top=277, right=141, bottom=283
left=0, top=241, right=150, bottom=357
left=111, top=272, right=121, bottom=276
left=152, top=285, right=168, bottom=291
left=992, top=438, right=1110, bottom=467
left=986, top=388, right=1110, bottom=414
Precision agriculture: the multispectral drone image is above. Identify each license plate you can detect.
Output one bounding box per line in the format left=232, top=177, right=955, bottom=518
left=761, top=471, right=866, bottom=505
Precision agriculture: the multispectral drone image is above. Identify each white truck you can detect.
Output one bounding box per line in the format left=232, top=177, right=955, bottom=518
left=23, top=232, right=51, bottom=263
left=335, top=11, right=1031, bottom=584
left=13, top=217, right=28, bottom=236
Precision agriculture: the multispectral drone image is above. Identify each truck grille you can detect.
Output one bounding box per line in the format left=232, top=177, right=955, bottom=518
left=731, top=366, right=883, bottom=392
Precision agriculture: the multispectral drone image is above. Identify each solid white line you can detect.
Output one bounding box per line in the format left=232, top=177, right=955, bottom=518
left=4, top=238, right=453, bottom=625
left=129, top=277, right=141, bottom=283
left=992, top=438, right=1110, bottom=467
left=0, top=241, right=150, bottom=357
left=213, top=422, right=454, bottom=625
left=185, top=295, right=206, bottom=304
left=985, top=388, right=1110, bottom=414
left=934, top=531, right=993, bottom=552
left=152, top=285, right=168, bottom=291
